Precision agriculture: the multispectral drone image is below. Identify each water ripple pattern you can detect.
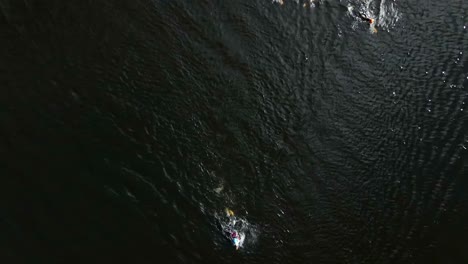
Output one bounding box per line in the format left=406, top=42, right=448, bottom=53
left=0, top=0, right=467, bottom=263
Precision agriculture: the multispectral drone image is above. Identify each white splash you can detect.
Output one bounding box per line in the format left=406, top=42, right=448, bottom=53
left=377, top=0, right=402, bottom=31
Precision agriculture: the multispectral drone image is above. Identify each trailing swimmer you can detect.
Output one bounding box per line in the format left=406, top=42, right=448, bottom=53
left=225, top=208, right=243, bottom=250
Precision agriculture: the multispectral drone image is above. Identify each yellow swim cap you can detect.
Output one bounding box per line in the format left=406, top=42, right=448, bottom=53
left=226, top=208, right=235, bottom=216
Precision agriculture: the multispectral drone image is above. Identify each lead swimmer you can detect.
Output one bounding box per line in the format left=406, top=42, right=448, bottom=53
left=357, top=12, right=374, bottom=24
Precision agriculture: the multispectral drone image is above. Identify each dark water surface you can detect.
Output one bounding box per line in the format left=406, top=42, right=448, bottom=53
left=1, top=0, right=468, bottom=263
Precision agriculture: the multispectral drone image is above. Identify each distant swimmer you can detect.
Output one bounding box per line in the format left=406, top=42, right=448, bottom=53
left=357, top=12, right=375, bottom=24
left=349, top=8, right=377, bottom=33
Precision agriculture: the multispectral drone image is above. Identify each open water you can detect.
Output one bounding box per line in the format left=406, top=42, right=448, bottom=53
left=1, top=0, right=468, bottom=263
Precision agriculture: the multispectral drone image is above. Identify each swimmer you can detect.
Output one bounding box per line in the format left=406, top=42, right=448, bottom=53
left=357, top=12, right=374, bottom=24
left=351, top=9, right=377, bottom=33
left=224, top=208, right=243, bottom=250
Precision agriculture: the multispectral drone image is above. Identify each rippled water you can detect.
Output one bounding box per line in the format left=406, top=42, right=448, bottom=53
left=1, top=0, right=467, bottom=263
